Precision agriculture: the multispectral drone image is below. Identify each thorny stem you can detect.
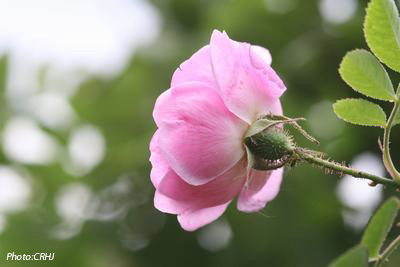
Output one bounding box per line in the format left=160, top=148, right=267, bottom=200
left=373, top=235, right=400, bottom=267
left=248, top=114, right=400, bottom=188
left=383, top=93, right=400, bottom=183
left=294, top=148, right=398, bottom=188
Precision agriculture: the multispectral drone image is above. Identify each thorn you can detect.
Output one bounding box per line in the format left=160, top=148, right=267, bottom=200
left=368, top=181, right=377, bottom=187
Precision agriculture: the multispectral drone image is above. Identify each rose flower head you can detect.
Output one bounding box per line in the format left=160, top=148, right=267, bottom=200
left=150, top=30, right=287, bottom=231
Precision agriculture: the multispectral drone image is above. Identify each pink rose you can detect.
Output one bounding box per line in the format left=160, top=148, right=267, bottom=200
left=150, top=30, right=286, bottom=231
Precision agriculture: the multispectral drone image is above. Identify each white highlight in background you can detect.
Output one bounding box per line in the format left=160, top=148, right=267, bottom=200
left=28, top=92, right=76, bottom=130
left=0, top=166, right=31, bottom=213
left=0, top=0, right=161, bottom=76
left=197, top=220, right=233, bottom=252
left=319, top=0, right=357, bottom=25
left=52, top=182, right=93, bottom=239
left=64, top=125, right=106, bottom=176
left=336, top=153, right=384, bottom=230
left=2, top=117, right=59, bottom=164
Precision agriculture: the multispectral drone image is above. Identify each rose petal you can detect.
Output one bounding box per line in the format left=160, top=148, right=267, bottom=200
left=178, top=202, right=230, bottom=231
left=210, top=30, right=286, bottom=123
left=153, top=81, right=247, bottom=185
left=149, top=131, right=168, bottom=187
left=249, top=45, right=272, bottom=69
left=237, top=168, right=283, bottom=212
left=156, top=190, right=230, bottom=231
left=171, top=45, right=217, bottom=89
left=210, top=30, right=239, bottom=96
left=154, top=159, right=246, bottom=231
left=154, top=159, right=246, bottom=212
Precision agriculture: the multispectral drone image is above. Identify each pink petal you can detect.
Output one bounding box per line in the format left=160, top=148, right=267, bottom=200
left=171, top=45, right=218, bottom=89
left=154, top=159, right=246, bottom=231
left=210, top=30, right=286, bottom=123
left=237, top=168, right=283, bottom=212
left=153, top=81, right=248, bottom=186
left=155, top=159, right=245, bottom=211
left=149, top=131, right=168, bottom=187
left=249, top=45, right=272, bottom=69
left=156, top=190, right=231, bottom=231
left=210, top=30, right=239, bottom=97
left=178, top=202, right=230, bottom=231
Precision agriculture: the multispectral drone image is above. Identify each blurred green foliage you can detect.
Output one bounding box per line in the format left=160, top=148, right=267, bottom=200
left=0, top=0, right=400, bottom=267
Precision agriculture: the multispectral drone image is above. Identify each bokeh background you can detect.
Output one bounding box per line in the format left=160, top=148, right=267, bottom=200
left=0, top=0, right=399, bottom=266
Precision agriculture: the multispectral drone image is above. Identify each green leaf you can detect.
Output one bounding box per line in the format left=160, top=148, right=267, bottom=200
left=364, top=0, right=400, bottom=72
left=333, top=99, right=387, bottom=127
left=361, top=197, right=400, bottom=260
left=328, top=246, right=369, bottom=267
left=244, top=119, right=275, bottom=138
left=339, top=49, right=395, bottom=101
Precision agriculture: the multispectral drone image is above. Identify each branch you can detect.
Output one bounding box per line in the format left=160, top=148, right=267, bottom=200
left=383, top=94, right=400, bottom=183
left=295, top=148, right=398, bottom=188
left=374, top=235, right=400, bottom=267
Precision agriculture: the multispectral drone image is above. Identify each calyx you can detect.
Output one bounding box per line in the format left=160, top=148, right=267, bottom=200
left=244, top=114, right=319, bottom=171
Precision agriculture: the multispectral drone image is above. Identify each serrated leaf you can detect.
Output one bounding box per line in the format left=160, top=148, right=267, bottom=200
left=364, top=0, right=400, bottom=72
left=361, top=197, right=400, bottom=260
left=339, top=49, right=395, bottom=101
left=328, top=245, right=369, bottom=267
left=333, top=99, right=387, bottom=127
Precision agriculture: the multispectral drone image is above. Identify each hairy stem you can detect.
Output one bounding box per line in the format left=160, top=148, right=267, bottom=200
left=374, top=235, right=400, bottom=267
left=383, top=95, right=400, bottom=183
left=295, top=149, right=398, bottom=188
